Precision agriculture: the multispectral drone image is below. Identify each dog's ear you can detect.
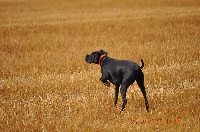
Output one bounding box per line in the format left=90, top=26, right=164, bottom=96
left=100, top=49, right=108, bottom=55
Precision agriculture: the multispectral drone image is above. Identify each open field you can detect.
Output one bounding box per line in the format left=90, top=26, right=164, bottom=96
left=0, top=0, right=200, bottom=131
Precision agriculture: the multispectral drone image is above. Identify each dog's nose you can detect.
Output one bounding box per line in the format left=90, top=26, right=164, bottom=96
left=85, top=55, right=89, bottom=60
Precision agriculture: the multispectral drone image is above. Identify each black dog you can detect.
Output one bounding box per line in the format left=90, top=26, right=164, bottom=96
left=85, top=50, right=149, bottom=112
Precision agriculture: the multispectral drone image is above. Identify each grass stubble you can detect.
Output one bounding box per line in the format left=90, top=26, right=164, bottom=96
left=0, top=0, right=200, bottom=131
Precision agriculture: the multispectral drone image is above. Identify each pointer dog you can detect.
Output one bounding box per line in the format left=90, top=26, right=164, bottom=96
left=85, top=50, right=149, bottom=112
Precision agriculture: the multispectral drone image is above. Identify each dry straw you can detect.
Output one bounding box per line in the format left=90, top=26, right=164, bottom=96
left=0, top=0, right=200, bottom=131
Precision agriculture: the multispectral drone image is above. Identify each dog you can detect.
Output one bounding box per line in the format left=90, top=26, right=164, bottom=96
left=85, top=50, right=149, bottom=112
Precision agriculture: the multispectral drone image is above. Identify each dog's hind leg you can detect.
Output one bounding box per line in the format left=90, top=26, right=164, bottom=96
left=120, top=83, right=130, bottom=111
left=139, top=85, right=149, bottom=112
left=120, top=73, right=136, bottom=111
left=136, top=71, right=149, bottom=112
left=114, top=85, right=120, bottom=106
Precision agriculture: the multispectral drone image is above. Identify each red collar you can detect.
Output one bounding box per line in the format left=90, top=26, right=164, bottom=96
left=98, top=54, right=107, bottom=66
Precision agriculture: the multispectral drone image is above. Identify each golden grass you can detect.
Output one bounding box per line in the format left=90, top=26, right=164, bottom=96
left=0, top=0, right=200, bottom=131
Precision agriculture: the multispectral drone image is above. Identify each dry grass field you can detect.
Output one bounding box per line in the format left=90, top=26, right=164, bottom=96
left=0, top=0, right=200, bottom=131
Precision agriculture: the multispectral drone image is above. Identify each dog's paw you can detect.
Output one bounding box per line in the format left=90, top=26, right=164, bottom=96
left=104, top=82, right=110, bottom=87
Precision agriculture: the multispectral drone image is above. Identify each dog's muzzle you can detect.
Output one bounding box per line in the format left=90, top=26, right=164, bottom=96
left=85, top=54, right=92, bottom=64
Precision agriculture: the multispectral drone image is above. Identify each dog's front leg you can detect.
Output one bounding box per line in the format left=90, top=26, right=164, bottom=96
left=114, top=85, right=120, bottom=106
left=100, top=76, right=110, bottom=87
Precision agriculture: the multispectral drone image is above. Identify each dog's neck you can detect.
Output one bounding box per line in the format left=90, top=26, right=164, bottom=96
left=98, top=54, right=107, bottom=66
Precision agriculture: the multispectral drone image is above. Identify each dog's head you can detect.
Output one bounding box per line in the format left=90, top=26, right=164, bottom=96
left=85, top=50, right=108, bottom=64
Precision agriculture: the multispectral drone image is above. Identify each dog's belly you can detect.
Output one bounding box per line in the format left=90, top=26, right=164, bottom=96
left=109, top=76, right=122, bottom=86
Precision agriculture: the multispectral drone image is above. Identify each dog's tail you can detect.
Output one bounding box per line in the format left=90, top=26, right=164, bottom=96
left=140, top=59, right=144, bottom=69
